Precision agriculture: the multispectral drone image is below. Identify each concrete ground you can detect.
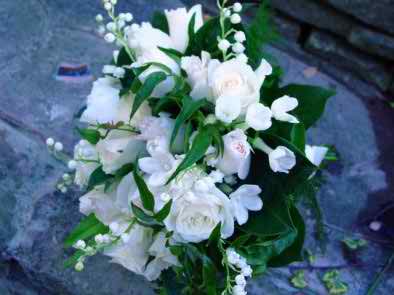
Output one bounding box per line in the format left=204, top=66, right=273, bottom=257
left=0, top=0, right=393, bottom=294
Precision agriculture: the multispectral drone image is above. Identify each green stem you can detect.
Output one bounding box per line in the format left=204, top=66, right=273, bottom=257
left=365, top=252, right=394, bottom=295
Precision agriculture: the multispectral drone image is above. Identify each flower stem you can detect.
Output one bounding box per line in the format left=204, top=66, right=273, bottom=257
left=252, top=137, right=273, bottom=154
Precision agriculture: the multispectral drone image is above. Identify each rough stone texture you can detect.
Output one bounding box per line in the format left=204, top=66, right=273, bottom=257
left=325, top=0, right=394, bottom=35
left=305, top=30, right=392, bottom=91
left=1, top=0, right=394, bottom=294
left=348, top=27, right=394, bottom=61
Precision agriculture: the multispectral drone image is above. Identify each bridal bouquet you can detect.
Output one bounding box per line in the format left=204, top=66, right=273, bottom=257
left=47, top=0, right=335, bottom=294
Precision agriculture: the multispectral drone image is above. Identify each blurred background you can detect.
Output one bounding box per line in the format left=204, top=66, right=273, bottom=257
left=0, top=0, right=393, bottom=294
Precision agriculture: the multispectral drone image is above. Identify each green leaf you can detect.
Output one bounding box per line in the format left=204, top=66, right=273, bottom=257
left=87, top=166, right=113, bottom=191
left=116, top=47, right=132, bottom=67
left=208, top=223, right=221, bottom=247
left=290, top=123, right=306, bottom=153
left=290, top=270, right=308, bottom=289
left=151, top=11, right=169, bottom=34
left=76, top=128, right=101, bottom=145
left=186, top=17, right=221, bottom=56
left=342, top=237, right=368, bottom=251
left=154, top=200, right=173, bottom=222
left=158, top=47, right=182, bottom=64
left=64, top=214, right=109, bottom=248
left=166, top=126, right=214, bottom=184
left=202, top=256, right=217, bottom=295
left=133, top=166, right=155, bottom=212
left=170, top=96, right=207, bottom=150
left=152, top=96, right=179, bottom=116
left=187, top=13, right=196, bottom=49
left=245, top=2, right=279, bottom=69
left=322, top=270, right=348, bottom=294
left=64, top=249, right=84, bottom=268
left=131, top=204, right=158, bottom=225
left=131, top=71, right=167, bottom=119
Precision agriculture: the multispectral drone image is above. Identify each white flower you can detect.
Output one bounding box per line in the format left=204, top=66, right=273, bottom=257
left=245, top=103, right=272, bottom=131
left=216, top=129, right=251, bottom=179
left=181, top=51, right=220, bottom=100
left=208, top=59, right=272, bottom=114
left=234, top=31, right=246, bottom=43
left=73, top=140, right=100, bottom=187
left=271, top=95, right=299, bottom=123
left=75, top=261, right=84, bottom=272
left=54, top=142, right=63, bottom=151
left=96, top=14, right=104, bottom=22
left=125, top=13, right=133, bottom=22
left=165, top=186, right=234, bottom=243
left=233, top=285, right=246, bottom=295
left=104, top=225, right=153, bottom=277
left=81, top=77, right=151, bottom=125
left=242, top=265, right=253, bottom=277
left=233, top=3, right=243, bottom=13
left=269, top=146, right=296, bottom=174
left=232, top=42, right=245, bottom=54
left=102, top=65, right=116, bottom=75
left=227, top=248, right=241, bottom=265
left=235, top=274, right=246, bottom=286
left=230, top=13, right=242, bottom=24
left=236, top=53, right=248, bottom=64
left=144, top=232, right=179, bottom=281
left=215, top=95, right=241, bottom=123
left=96, top=130, right=146, bottom=174
left=305, top=145, right=328, bottom=167
left=230, top=185, right=263, bottom=225
left=104, top=33, right=116, bottom=43
left=104, top=2, right=112, bottom=11
left=113, top=67, right=125, bottom=78
left=218, top=39, right=231, bottom=51
left=165, top=5, right=204, bottom=53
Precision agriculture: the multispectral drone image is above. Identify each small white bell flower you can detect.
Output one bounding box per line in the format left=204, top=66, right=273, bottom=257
left=230, top=14, right=242, bottom=24
left=68, top=160, right=77, bottom=170
left=232, top=42, right=245, bottom=54
left=125, top=13, right=133, bottom=22
left=54, top=142, right=63, bottom=152
left=236, top=53, right=248, bottom=64
left=271, top=95, right=299, bottom=123
left=95, top=14, right=103, bottom=22
left=235, top=274, right=246, bottom=286
left=104, top=2, right=112, bottom=11
left=218, top=39, right=231, bottom=51
left=233, top=2, right=243, bottom=13
left=245, top=103, right=272, bottom=131
left=75, top=261, right=84, bottom=272
left=269, top=146, right=296, bottom=174
left=104, top=33, right=116, bottom=43
left=46, top=137, right=55, bottom=147
left=234, top=31, right=246, bottom=43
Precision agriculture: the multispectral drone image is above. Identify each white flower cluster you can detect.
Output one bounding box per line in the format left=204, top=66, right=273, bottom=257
left=49, top=0, right=330, bottom=288
left=227, top=248, right=253, bottom=295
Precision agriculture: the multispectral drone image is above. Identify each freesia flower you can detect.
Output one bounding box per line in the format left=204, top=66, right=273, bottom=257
left=269, top=146, right=296, bottom=174
left=271, top=95, right=299, bottom=123
left=230, top=185, right=263, bottom=225
left=165, top=5, right=204, bottom=53
left=216, top=129, right=251, bottom=179
left=245, top=102, right=272, bottom=131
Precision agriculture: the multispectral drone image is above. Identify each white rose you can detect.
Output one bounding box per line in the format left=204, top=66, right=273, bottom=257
left=181, top=51, right=220, bottom=100
left=144, top=232, right=179, bottom=281
left=271, top=95, right=299, bottom=123
left=73, top=140, right=100, bottom=188
left=245, top=102, right=272, bottom=131
left=81, top=77, right=151, bottom=126
left=305, top=145, right=328, bottom=167
left=104, top=225, right=153, bottom=276
left=215, top=95, right=241, bottom=123
left=269, top=146, right=296, bottom=174
left=208, top=59, right=272, bottom=114
left=216, top=129, right=251, bottom=180
left=96, top=130, right=146, bottom=174
left=230, top=185, right=263, bottom=225
left=165, top=188, right=234, bottom=243
left=165, top=5, right=204, bottom=53
left=80, top=77, right=121, bottom=124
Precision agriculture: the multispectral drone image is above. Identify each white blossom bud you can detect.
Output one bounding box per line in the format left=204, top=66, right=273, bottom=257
left=113, top=67, right=126, bottom=78
left=232, top=42, right=245, bottom=54
left=236, top=53, right=248, bottom=64
left=235, top=274, right=247, bottom=286
left=223, top=8, right=231, bottom=18
left=104, top=33, right=116, bottom=43
left=234, top=31, right=246, bottom=43
left=75, top=261, right=84, bottom=272
left=46, top=137, right=55, bottom=147
left=242, top=265, right=253, bottom=277
left=104, top=2, right=112, bottom=11
left=233, top=285, right=246, bottom=295
left=60, top=187, right=68, bottom=194
left=95, top=14, right=103, bottom=22
left=218, top=39, right=231, bottom=51
left=106, top=22, right=116, bottom=31
left=110, top=0, right=117, bottom=4
left=74, top=240, right=86, bottom=249
left=125, top=13, right=133, bottom=22
left=95, top=234, right=104, bottom=244
left=231, top=13, right=242, bottom=24
left=97, top=25, right=106, bottom=35
left=233, top=2, right=243, bottom=13
left=117, top=19, right=126, bottom=29
left=54, top=142, right=63, bottom=152
left=68, top=160, right=77, bottom=170
left=63, top=173, right=71, bottom=181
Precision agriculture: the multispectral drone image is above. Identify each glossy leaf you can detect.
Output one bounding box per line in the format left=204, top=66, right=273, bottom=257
left=76, top=128, right=101, bottom=145
left=154, top=200, right=173, bottom=222
left=133, top=166, right=155, bottom=212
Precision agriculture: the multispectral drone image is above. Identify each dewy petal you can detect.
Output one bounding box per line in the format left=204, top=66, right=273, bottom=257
left=271, top=95, right=298, bottom=116
left=234, top=204, right=249, bottom=225
left=305, top=145, right=328, bottom=166
left=245, top=103, right=273, bottom=131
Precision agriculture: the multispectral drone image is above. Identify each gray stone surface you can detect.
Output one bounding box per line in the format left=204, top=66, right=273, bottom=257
left=305, top=30, right=392, bottom=91
left=348, top=27, right=394, bottom=61
left=0, top=0, right=393, bottom=295
left=325, top=0, right=394, bottom=35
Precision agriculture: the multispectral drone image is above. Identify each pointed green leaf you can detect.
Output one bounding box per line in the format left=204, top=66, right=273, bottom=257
left=64, top=214, right=109, bottom=248
left=170, top=96, right=207, bottom=149
left=208, top=222, right=222, bottom=247
left=158, top=47, right=182, bottom=64
left=131, top=203, right=157, bottom=225
left=87, top=166, right=113, bottom=191
left=154, top=199, right=173, bottom=222
left=133, top=166, right=155, bottom=212
left=290, top=123, right=306, bottom=153
left=131, top=71, right=167, bottom=119
left=151, top=11, right=169, bottom=34
left=167, top=127, right=213, bottom=184
left=76, top=128, right=101, bottom=145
